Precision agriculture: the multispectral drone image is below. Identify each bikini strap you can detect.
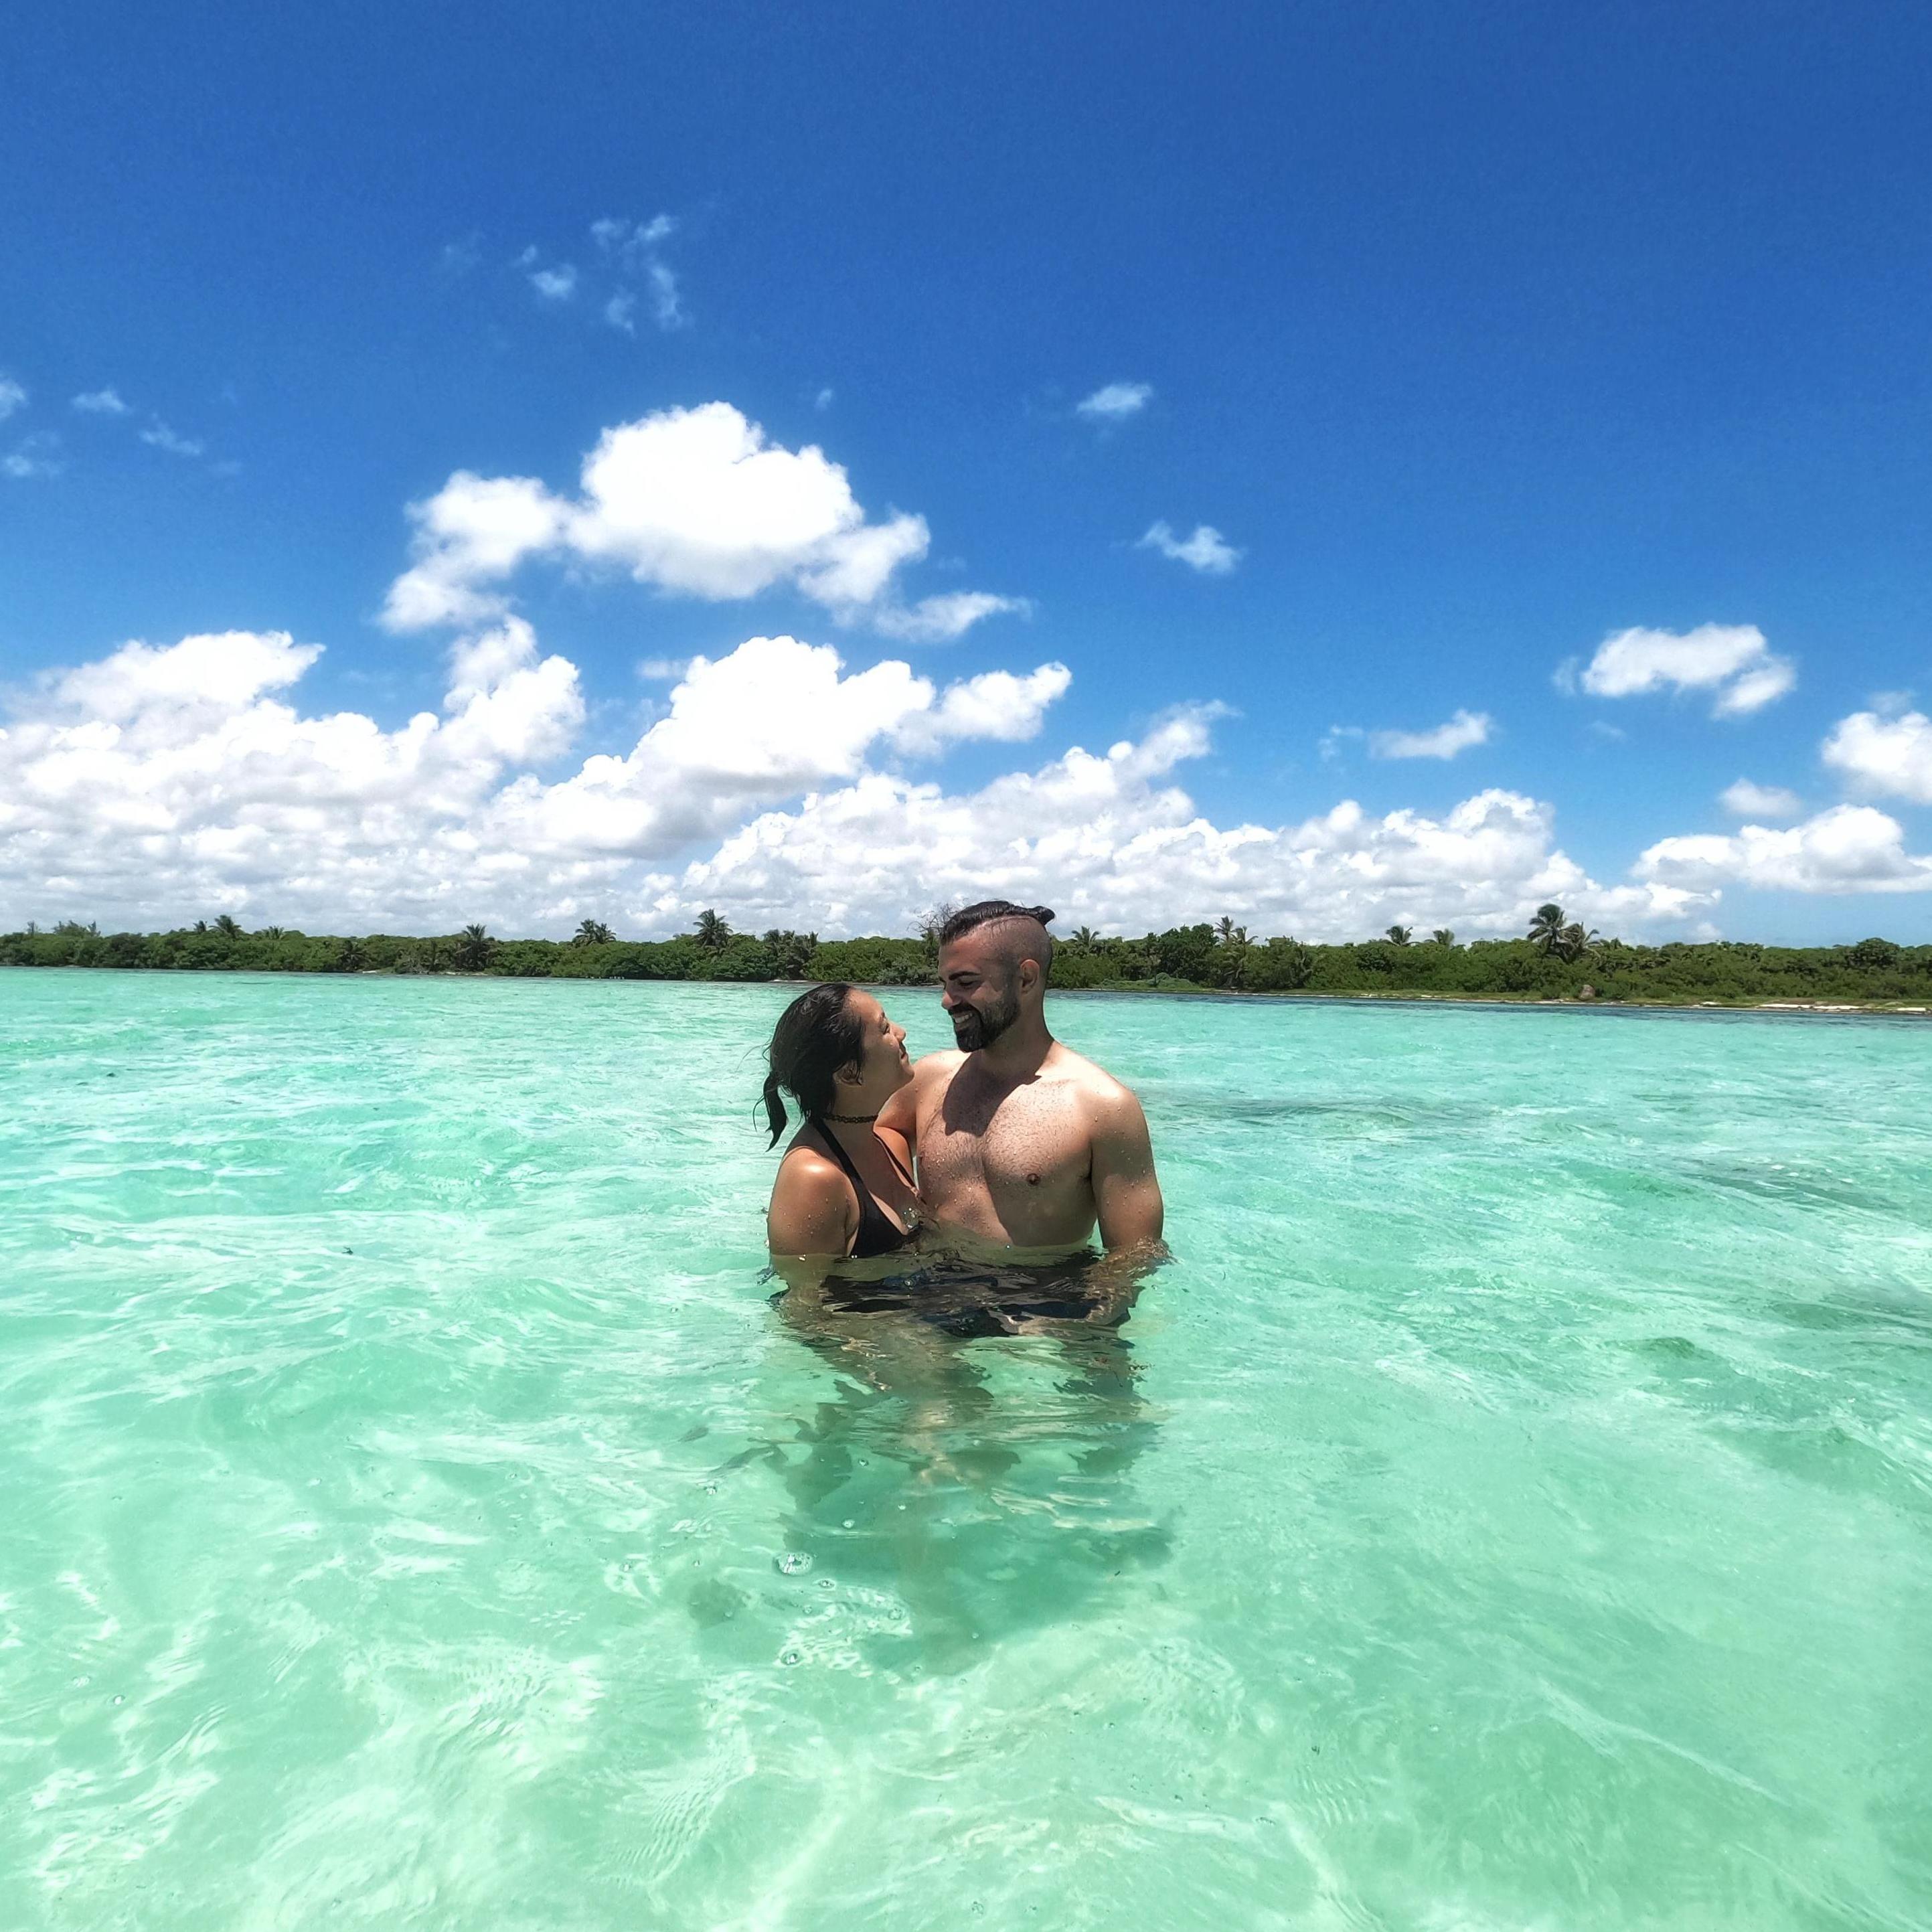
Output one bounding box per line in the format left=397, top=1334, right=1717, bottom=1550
left=808, top=1115, right=870, bottom=1191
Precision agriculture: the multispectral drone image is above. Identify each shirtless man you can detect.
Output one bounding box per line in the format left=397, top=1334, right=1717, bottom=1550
left=878, top=900, right=1163, bottom=1254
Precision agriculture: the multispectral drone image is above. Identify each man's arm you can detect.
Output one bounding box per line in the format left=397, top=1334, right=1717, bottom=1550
left=1091, top=1086, right=1163, bottom=1249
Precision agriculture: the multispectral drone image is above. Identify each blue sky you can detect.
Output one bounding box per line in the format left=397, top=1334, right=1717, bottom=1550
left=4, top=1, right=1931, bottom=941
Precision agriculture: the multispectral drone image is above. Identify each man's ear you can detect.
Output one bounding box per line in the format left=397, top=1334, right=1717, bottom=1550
left=1018, top=957, right=1042, bottom=997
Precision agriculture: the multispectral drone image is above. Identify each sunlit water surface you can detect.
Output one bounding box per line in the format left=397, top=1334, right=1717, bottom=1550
left=3, top=971, right=1929, bottom=1931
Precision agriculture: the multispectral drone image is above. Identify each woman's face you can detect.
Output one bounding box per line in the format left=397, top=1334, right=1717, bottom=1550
left=839, top=989, right=912, bottom=1105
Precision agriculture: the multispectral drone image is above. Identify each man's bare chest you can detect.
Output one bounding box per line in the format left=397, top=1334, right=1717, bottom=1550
left=917, top=1078, right=1090, bottom=1196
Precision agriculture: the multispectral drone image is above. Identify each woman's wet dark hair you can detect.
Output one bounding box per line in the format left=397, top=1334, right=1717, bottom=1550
left=762, top=982, right=866, bottom=1147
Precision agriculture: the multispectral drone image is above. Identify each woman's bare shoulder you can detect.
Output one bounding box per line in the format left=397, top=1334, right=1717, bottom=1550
left=767, top=1140, right=855, bottom=1255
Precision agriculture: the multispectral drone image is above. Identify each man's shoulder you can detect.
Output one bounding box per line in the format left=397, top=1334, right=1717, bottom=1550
left=1045, top=1042, right=1142, bottom=1115
left=912, top=1048, right=969, bottom=1083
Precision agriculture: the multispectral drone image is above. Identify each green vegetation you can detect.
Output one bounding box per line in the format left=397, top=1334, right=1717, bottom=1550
left=1, top=902, right=1927, bottom=1007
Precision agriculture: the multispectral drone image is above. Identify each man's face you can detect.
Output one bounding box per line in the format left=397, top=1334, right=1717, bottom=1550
left=938, top=933, right=1023, bottom=1052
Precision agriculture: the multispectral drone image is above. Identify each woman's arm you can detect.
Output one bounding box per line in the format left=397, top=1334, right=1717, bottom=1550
left=767, top=1147, right=856, bottom=1258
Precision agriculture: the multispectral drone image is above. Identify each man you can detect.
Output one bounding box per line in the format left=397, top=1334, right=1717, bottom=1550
left=878, top=900, right=1164, bottom=1253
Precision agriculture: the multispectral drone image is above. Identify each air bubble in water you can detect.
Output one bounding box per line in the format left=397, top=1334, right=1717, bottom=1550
left=777, top=1552, right=811, bottom=1575
left=779, top=1648, right=803, bottom=1666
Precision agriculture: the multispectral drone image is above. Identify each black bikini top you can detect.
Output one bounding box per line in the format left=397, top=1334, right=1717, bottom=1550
left=808, top=1118, right=916, bottom=1259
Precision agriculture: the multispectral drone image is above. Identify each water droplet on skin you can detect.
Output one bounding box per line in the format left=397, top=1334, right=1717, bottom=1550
left=778, top=1552, right=811, bottom=1575
left=779, top=1648, right=803, bottom=1667
left=841, top=1520, right=854, bottom=1528
left=112, top=1696, right=124, bottom=1706
left=816, top=1578, right=834, bottom=1591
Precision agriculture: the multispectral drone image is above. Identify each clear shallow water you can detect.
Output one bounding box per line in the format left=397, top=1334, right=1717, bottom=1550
left=3, top=971, right=1929, bottom=1932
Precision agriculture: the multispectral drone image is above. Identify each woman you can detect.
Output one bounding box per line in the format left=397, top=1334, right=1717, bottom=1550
left=764, top=982, right=920, bottom=1260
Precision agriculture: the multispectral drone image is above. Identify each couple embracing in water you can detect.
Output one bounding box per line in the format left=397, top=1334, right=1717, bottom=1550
left=761, top=900, right=1165, bottom=1321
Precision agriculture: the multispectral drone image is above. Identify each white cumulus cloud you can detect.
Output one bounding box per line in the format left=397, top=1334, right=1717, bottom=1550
left=1569, top=623, right=1795, bottom=717
left=1821, top=708, right=1932, bottom=805
left=1368, top=710, right=1494, bottom=760
left=529, top=263, right=578, bottom=302
left=140, top=421, right=205, bottom=459
left=675, top=718, right=1696, bottom=941
left=891, top=664, right=1072, bottom=756
left=72, top=389, right=129, bottom=415
left=591, top=214, right=675, bottom=265
left=1637, top=806, right=1932, bottom=896
left=3, top=432, right=62, bottom=479
left=1139, top=521, right=1241, bottom=575
left=1076, top=382, right=1153, bottom=421
left=647, top=261, right=683, bottom=329
left=0, top=376, right=26, bottom=419
left=1719, top=779, right=1801, bottom=821
left=0, top=629, right=1076, bottom=933
left=382, top=402, right=1019, bottom=639
left=0, top=623, right=1709, bottom=943
left=872, top=591, right=1034, bottom=643
left=590, top=216, right=683, bottom=330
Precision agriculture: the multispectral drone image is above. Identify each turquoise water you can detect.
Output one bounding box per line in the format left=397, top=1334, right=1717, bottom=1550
left=3, top=971, right=1929, bottom=1931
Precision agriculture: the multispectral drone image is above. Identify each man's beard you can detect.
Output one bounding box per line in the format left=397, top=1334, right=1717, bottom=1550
left=951, top=987, right=1019, bottom=1052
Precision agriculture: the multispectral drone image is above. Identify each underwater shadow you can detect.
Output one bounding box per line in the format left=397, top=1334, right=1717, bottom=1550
left=726, top=1263, right=1172, bottom=1674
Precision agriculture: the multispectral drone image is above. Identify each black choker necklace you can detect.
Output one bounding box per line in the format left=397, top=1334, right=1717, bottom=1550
left=821, top=1109, right=880, bottom=1124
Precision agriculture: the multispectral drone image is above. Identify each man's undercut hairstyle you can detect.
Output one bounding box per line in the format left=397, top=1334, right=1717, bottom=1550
left=938, top=900, right=1056, bottom=976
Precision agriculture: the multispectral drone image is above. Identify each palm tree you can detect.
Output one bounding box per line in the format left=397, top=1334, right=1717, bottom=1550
left=258, top=925, right=286, bottom=941
left=1557, top=922, right=1599, bottom=963
left=1269, top=937, right=1315, bottom=989
left=454, top=922, right=494, bottom=971
left=192, top=920, right=208, bottom=933
left=1068, top=925, right=1098, bottom=953
left=761, top=929, right=819, bottom=979
left=214, top=914, right=243, bottom=939
left=1528, top=902, right=1566, bottom=955
left=693, top=908, right=732, bottom=952
left=1386, top=924, right=1413, bottom=945
left=337, top=937, right=367, bottom=973
left=1432, top=929, right=1455, bottom=947
left=23, top=920, right=39, bottom=937
left=54, top=919, right=99, bottom=937
left=572, top=919, right=615, bottom=947
left=1214, top=916, right=1238, bottom=947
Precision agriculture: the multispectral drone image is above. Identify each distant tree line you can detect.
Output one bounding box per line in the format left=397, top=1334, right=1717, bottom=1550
left=1, top=904, right=1927, bottom=1006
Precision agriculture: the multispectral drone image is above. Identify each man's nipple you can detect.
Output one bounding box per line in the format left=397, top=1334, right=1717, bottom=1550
left=1026, top=1172, right=1040, bottom=1186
